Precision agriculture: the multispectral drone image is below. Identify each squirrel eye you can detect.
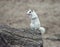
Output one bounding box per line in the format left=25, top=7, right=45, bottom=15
left=29, top=11, right=31, bottom=13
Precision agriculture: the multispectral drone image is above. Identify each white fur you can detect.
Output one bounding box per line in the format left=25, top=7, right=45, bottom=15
left=27, top=9, right=45, bottom=34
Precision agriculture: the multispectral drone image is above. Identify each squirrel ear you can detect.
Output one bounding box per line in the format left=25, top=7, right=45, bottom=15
left=29, top=9, right=34, bottom=12
left=26, top=9, right=31, bottom=12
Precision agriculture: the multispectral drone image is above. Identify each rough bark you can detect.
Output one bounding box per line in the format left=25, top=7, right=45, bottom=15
left=0, top=24, right=43, bottom=47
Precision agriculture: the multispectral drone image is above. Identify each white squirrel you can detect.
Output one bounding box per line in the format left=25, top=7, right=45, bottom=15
left=27, top=9, right=45, bottom=34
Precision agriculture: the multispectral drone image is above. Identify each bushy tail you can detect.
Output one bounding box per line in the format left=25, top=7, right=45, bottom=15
left=39, top=27, right=45, bottom=34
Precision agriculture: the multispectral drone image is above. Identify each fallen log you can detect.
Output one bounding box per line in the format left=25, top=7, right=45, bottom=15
left=0, top=24, right=43, bottom=47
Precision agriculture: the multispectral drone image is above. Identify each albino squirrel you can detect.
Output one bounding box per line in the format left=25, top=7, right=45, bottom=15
left=27, top=9, right=45, bottom=34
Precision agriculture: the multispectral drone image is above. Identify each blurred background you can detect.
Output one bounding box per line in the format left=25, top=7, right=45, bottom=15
left=0, top=0, right=60, bottom=47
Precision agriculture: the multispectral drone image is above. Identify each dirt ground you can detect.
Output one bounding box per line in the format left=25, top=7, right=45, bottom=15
left=0, top=0, right=60, bottom=47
